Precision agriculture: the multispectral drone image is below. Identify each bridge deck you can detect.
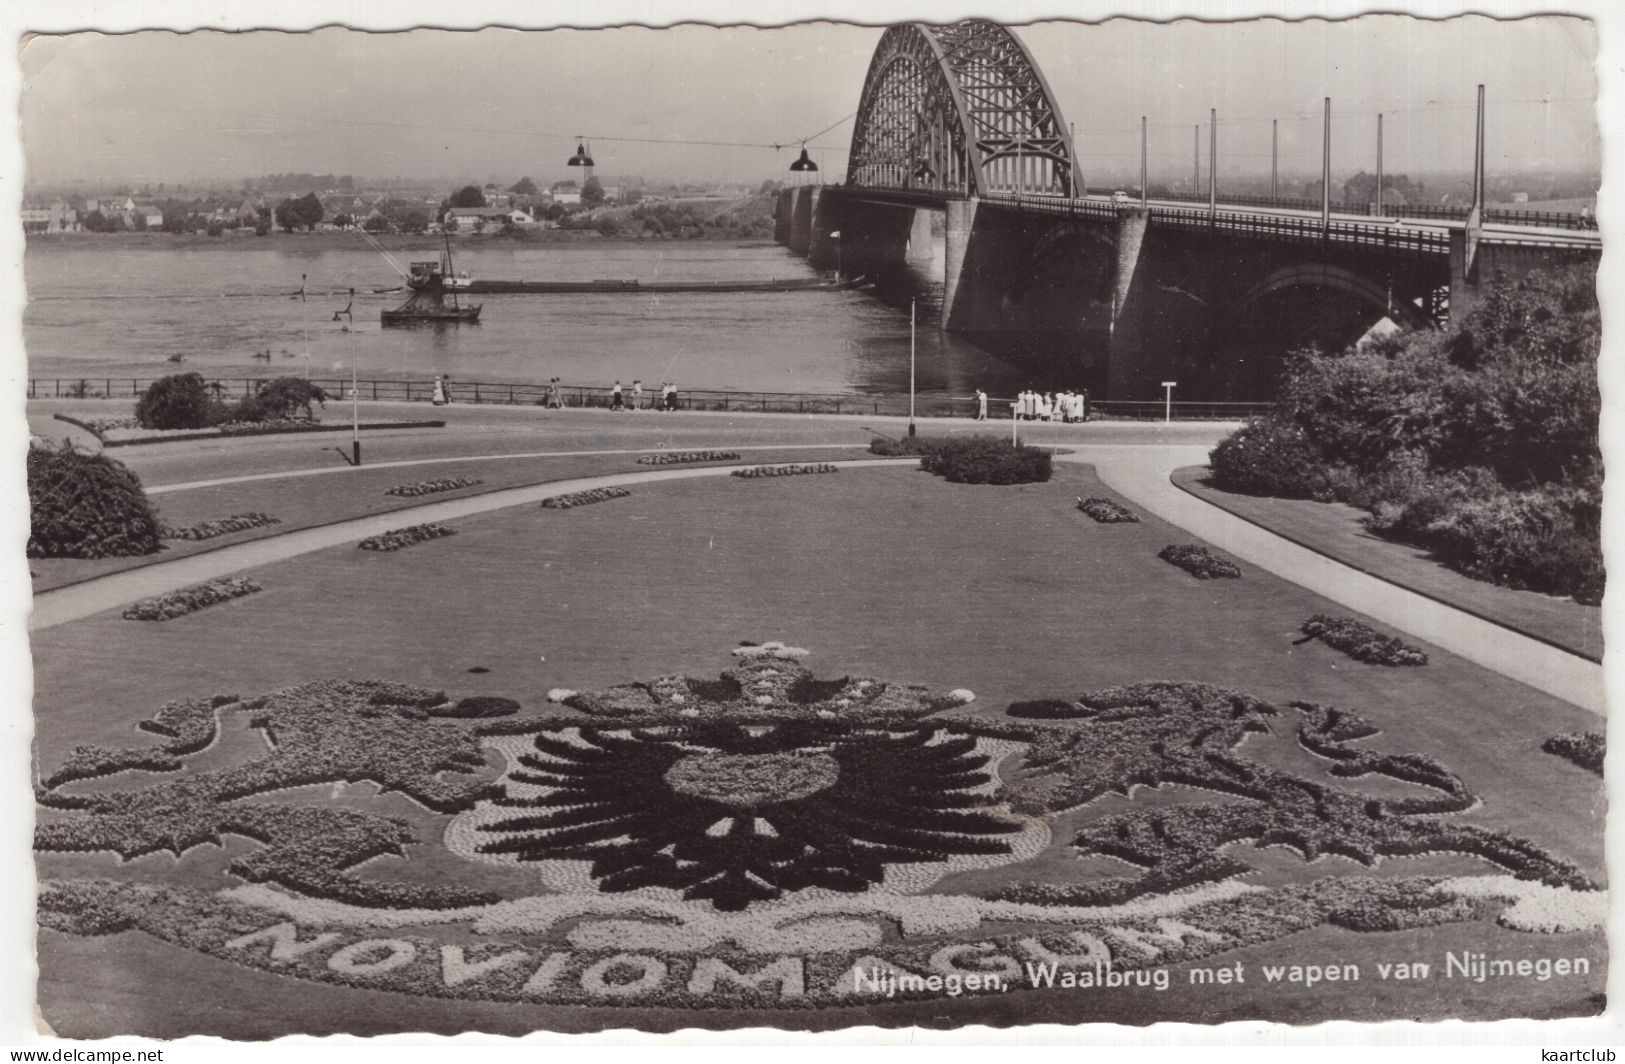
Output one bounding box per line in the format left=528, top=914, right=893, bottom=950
left=834, top=185, right=1601, bottom=257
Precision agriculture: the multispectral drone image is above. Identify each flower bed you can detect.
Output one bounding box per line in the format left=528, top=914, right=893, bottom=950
left=35, top=679, right=523, bottom=909
left=160, top=512, right=282, bottom=541
left=1299, top=614, right=1428, bottom=666
left=215, top=417, right=321, bottom=436
left=637, top=451, right=741, bottom=466
left=730, top=464, right=839, bottom=479
left=358, top=524, right=456, bottom=552
left=1543, top=732, right=1604, bottom=776
left=540, top=487, right=632, bottom=509
left=1157, top=544, right=1241, bottom=579
left=1077, top=497, right=1140, bottom=523
left=122, top=577, right=263, bottom=621
left=33, top=645, right=1604, bottom=1013
left=385, top=476, right=484, bottom=498
left=84, top=416, right=142, bottom=434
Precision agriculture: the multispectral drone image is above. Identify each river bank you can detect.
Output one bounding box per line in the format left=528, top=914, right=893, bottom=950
left=25, top=229, right=780, bottom=252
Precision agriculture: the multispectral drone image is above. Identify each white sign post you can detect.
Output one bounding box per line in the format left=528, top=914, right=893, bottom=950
left=1162, top=381, right=1177, bottom=424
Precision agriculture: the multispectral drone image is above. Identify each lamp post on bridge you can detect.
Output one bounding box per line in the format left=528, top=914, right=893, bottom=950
left=1375, top=112, right=1385, bottom=217
left=1193, top=125, right=1200, bottom=195
left=1271, top=119, right=1278, bottom=204
left=1320, top=97, right=1332, bottom=234
left=1162, top=381, right=1177, bottom=424
left=1208, top=108, right=1218, bottom=217
left=1140, top=116, right=1148, bottom=208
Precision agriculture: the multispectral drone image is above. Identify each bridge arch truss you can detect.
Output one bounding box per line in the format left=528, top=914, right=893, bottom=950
left=847, top=20, right=1077, bottom=199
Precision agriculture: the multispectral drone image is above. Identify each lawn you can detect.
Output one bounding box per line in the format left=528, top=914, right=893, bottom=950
left=29, top=444, right=866, bottom=591
left=33, top=462, right=1605, bottom=1036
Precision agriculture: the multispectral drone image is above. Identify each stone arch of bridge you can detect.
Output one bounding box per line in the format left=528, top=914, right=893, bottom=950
left=1233, top=263, right=1432, bottom=333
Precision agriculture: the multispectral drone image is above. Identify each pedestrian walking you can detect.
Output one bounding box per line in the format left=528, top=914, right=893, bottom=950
left=611, top=380, right=624, bottom=411
left=975, top=388, right=988, bottom=421
left=663, top=381, right=679, bottom=411
left=431, top=375, right=448, bottom=406
left=631, top=379, right=644, bottom=411
left=545, top=378, right=563, bottom=408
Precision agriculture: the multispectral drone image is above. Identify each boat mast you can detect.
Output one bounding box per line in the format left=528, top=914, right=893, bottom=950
left=443, top=231, right=458, bottom=310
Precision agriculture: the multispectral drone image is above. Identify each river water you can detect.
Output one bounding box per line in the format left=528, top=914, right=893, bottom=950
left=23, top=238, right=1040, bottom=398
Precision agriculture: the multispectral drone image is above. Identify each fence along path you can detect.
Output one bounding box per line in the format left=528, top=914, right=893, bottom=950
left=30, top=377, right=1270, bottom=422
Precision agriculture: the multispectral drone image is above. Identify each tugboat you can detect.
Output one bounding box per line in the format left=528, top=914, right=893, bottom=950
left=381, top=234, right=482, bottom=326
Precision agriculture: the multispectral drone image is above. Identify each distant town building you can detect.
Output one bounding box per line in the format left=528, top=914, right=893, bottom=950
left=22, top=199, right=80, bottom=234
left=130, top=201, right=165, bottom=229
left=442, top=206, right=535, bottom=228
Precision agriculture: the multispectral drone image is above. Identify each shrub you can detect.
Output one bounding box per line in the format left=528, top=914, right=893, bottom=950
left=1077, top=497, right=1139, bottom=523
left=871, top=436, right=1050, bottom=484
left=28, top=444, right=162, bottom=558
left=1299, top=614, right=1428, bottom=666
left=1402, top=482, right=1603, bottom=603
left=1208, top=417, right=1331, bottom=499
left=1542, top=732, right=1603, bottom=776
left=1204, top=265, right=1602, bottom=603
left=227, top=392, right=272, bottom=424
left=358, top=524, right=456, bottom=552
left=123, top=577, right=263, bottom=620
left=1158, top=544, right=1241, bottom=579
left=256, top=377, right=328, bottom=420
left=135, top=372, right=223, bottom=430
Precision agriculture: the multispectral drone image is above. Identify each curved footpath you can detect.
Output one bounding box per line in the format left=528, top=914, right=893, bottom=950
left=29, top=458, right=914, bottom=630
left=1080, top=447, right=1604, bottom=716
left=30, top=422, right=1605, bottom=714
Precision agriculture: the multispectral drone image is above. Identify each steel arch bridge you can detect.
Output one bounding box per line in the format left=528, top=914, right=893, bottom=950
left=846, top=20, right=1077, bottom=198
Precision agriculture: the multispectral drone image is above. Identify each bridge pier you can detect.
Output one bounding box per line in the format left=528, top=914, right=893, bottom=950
left=809, top=190, right=838, bottom=270
left=1448, top=229, right=1589, bottom=324
left=1107, top=208, right=1152, bottom=399
left=773, top=188, right=793, bottom=245
left=907, top=209, right=935, bottom=262
left=788, top=186, right=814, bottom=256
left=942, top=198, right=979, bottom=329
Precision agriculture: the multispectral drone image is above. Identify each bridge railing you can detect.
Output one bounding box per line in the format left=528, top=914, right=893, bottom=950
left=979, top=193, right=1119, bottom=221
left=28, top=377, right=1272, bottom=422
left=1093, top=189, right=1597, bottom=231
left=1147, top=205, right=1453, bottom=256
left=983, top=194, right=1453, bottom=256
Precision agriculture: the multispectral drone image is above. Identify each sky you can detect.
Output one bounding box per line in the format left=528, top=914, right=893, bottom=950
left=17, top=15, right=1600, bottom=189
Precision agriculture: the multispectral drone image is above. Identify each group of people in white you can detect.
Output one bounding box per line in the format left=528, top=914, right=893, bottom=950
left=610, top=379, right=680, bottom=411
left=1011, top=388, right=1089, bottom=423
